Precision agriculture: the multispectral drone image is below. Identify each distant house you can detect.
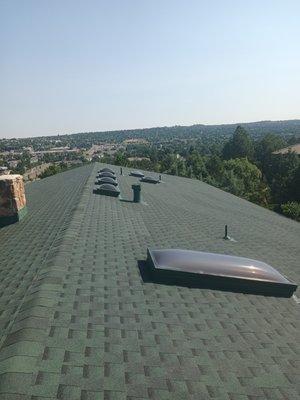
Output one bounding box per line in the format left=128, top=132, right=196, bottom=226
left=0, top=166, right=9, bottom=175
left=273, top=143, right=300, bottom=155
left=7, top=159, right=19, bottom=169
left=127, top=157, right=150, bottom=162
left=123, top=138, right=149, bottom=144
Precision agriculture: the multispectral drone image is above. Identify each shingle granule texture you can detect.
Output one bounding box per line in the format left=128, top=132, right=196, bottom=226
left=0, top=163, right=299, bottom=400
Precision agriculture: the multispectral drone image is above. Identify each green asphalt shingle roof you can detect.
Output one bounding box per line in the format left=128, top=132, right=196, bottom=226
left=0, top=163, right=299, bottom=400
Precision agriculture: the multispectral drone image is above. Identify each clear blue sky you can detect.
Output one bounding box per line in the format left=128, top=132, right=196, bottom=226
left=1, top=0, right=300, bottom=138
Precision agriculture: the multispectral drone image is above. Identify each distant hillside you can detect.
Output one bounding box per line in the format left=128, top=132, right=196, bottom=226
left=1, top=119, right=300, bottom=151
left=67, top=119, right=300, bottom=143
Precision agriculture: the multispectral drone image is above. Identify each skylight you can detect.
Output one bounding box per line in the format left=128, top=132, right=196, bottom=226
left=93, top=183, right=120, bottom=197
left=99, top=168, right=115, bottom=174
left=96, top=177, right=118, bottom=186
left=98, top=172, right=117, bottom=180
left=146, top=248, right=297, bottom=297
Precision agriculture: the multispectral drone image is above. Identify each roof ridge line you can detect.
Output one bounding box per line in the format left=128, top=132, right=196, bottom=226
left=0, top=165, right=96, bottom=393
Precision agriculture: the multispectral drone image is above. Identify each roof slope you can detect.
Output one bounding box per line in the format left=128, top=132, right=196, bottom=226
left=0, top=163, right=299, bottom=399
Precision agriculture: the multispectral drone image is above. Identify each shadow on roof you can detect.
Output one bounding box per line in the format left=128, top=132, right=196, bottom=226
left=120, top=198, right=135, bottom=203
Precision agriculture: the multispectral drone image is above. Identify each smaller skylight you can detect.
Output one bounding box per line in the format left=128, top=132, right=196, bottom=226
left=99, top=168, right=115, bottom=174
left=98, top=172, right=117, bottom=180
left=94, top=183, right=120, bottom=197
left=96, top=177, right=118, bottom=186
left=130, top=171, right=145, bottom=178
left=140, top=176, right=160, bottom=184
left=146, top=248, right=297, bottom=297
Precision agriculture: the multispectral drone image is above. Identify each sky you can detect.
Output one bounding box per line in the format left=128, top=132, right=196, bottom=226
left=1, top=0, right=300, bottom=138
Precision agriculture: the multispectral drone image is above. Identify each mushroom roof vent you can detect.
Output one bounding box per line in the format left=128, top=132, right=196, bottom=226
left=98, top=172, right=116, bottom=180
left=146, top=248, right=297, bottom=297
left=93, top=183, right=120, bottom=197
left=140, top=176, right=160, bottom=184
left=95, top=177, right=118, bottom=186
left=99, top=168, right=115, bottom=174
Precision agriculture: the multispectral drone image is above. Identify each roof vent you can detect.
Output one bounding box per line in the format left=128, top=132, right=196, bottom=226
left=130, top=171, right=145, bottom=178
left=93, top=183, right=120, bottom=197
left=223, top=225, right=236, bottom=242
left=140, top=176, right=160, bottom=184
left=132, top=184, right=141, bottom=203
left=146, top=248, right=297, bottom=297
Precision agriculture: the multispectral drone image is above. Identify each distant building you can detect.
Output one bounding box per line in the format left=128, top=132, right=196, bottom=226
left=273, top=143, right=300, bottom=155
left=123, top=138, right=149, bottom=144
left=127, top=157, right=150, bottom=162
left=7, top=160, right=19, bottom=169
left=0, top=166, right=9, bottom=175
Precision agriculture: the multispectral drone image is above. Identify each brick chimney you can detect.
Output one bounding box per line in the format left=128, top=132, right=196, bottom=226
left=0, top=174, right=27, bottom=227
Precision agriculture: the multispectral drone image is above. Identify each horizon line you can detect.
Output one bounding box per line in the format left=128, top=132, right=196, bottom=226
left=1, top=117, right=300, bottom=140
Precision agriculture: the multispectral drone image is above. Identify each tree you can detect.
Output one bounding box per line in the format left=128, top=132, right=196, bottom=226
left=185, top=151, right=209, bottom=181
left=221, top=158, right=267, bottom=204
left=281, top=202, right=300, bottom=221
left=254, top=133, right=286, bottom=176
left=290, top=165, right=300, bottom=202
left=40, top=165, right=61, bottom=178
left=114, top=151, right=128, bottom=166
left=222, top=126, right=254, bottom=160
left=205, top=155, right=224, bottom=181
left=267, top=152, right=300, bottom=204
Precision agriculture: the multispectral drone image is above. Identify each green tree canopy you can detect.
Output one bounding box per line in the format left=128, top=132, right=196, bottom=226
left=254, top=133, right=286, bottom=176
left=222, top=125, right=254, bottom=160
left=221, top=158, right=267, bottom=204
left=281, top=202, right=300, bottom=221
left=185, top=151, right=208, bottom=181
left=267, top=152, right=300, bottom=204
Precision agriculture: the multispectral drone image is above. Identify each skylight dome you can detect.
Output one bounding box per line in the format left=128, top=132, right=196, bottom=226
left=146, top=248, right=297, bottom=297
left=96, top=177, right=118, bottom=186
left=93, top=183, right=120, bottom=197
left=98, top=172, right=116, bottom=180
left=99, top=168, right=115, bottom=174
